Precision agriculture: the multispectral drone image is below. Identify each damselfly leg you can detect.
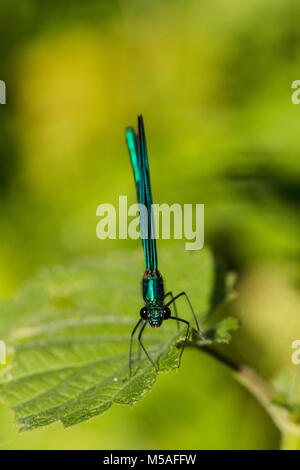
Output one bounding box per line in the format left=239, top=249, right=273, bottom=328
left=129, top=318, right=143, bottom=377
left=169, top=316, right=190, bottom=368
left=166, top=291, right=200, bottom=332
left=164, top=291, right=180, bottom=331
left=138, top=321, right=157, bottom=373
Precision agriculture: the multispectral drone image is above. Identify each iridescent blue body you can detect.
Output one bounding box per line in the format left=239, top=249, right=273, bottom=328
left=126, top=115, right=199, bottom=374
left=126, top=116, right=165, bottom=328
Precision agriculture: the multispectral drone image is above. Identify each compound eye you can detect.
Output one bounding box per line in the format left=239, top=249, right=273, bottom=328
left=163, top=306, right=171, bottom=319
left=140, top=307, right=148, bottom=320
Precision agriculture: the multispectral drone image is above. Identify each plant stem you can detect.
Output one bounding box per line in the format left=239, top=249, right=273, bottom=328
left=188, top=340, right=300, bottom=438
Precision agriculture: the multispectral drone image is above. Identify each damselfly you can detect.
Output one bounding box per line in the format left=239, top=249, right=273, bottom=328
left=126, top=115, right=200, bottom=376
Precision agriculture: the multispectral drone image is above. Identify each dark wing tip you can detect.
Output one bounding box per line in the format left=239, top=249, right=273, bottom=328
left=138, top=115, right=145, bottom=138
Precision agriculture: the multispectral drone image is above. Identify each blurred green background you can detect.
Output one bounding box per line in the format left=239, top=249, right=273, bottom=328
left=1, top=0, right=300, bottom=449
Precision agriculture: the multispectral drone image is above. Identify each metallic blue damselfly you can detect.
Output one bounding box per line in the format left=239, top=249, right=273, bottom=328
left=126, top=115, right=200, bottom=376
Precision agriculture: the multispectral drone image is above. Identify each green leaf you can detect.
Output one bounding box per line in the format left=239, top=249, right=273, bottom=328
left=0, top=246, right=235, bottom=431
left=204, top=316, right=239, bottom=344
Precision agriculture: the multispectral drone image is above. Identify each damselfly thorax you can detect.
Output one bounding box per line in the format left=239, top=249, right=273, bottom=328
left=141, top=270, right=169, bottom=328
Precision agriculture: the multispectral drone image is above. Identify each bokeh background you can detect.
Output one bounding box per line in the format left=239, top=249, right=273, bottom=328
left=0, top=0, right=300, bottom=449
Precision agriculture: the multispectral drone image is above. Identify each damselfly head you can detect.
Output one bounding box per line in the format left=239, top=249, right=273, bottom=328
left=140, top=305, right=171, bottom=327
left=149, top=305, right=171, bottom=327
left=140, top=305, right=163, bottom=327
